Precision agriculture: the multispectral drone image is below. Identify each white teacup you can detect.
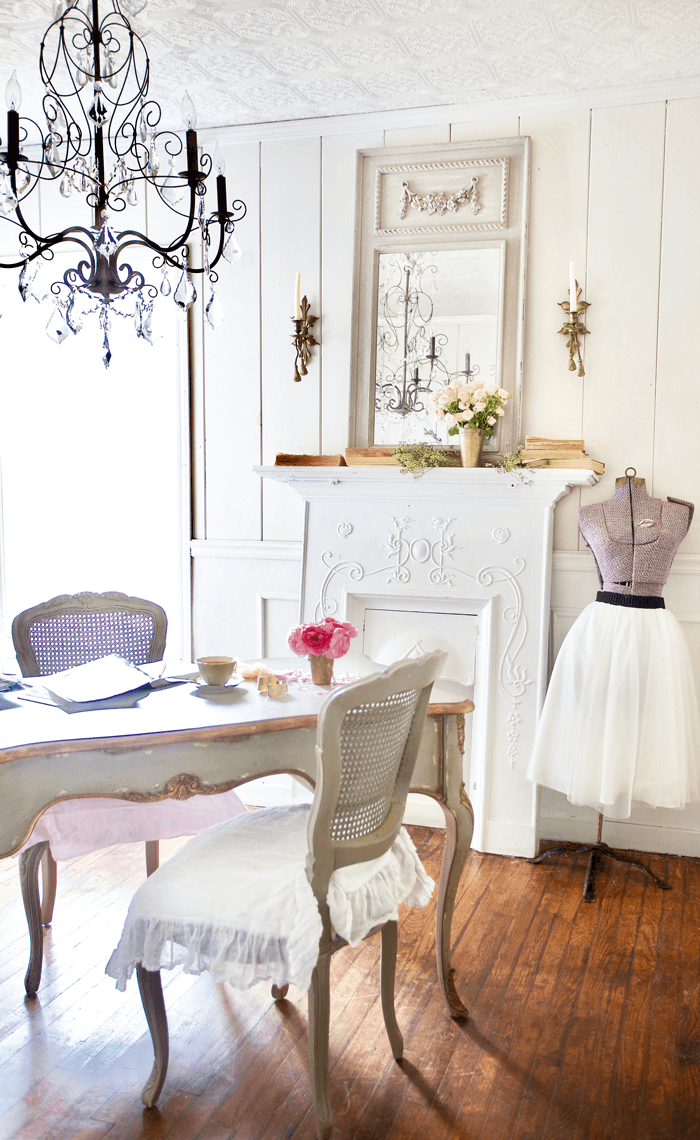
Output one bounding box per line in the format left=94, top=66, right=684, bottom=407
left=196, top=656, right=236, bottom=686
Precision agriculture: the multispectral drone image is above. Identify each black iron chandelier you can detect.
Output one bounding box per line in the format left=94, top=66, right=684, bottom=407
left=0, top=0, right=246, bottom=366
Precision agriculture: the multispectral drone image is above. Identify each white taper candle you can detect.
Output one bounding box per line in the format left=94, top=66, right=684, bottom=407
left=569, top=262, right=577, bottom=316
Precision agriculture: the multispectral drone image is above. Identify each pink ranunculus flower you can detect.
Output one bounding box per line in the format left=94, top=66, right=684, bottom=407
left=327, top=628, right=352, bottom=658
left=300, top=624, right=333, bottom=655
left=287, top=626, right=307, bottom=655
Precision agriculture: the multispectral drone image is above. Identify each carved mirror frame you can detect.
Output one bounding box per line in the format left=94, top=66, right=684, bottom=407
left=349, top=137, right=530, bottom=456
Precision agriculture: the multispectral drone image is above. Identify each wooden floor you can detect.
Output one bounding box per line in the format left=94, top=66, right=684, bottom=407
left=0, top=827, right=697, bottom=1140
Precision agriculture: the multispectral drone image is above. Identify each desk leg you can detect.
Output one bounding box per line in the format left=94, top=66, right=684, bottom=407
left=436, top=793, right=471, bottom=1019
left=19, top=841, right=49, bottom=996
left=432, top=713, right=473, bottom=1020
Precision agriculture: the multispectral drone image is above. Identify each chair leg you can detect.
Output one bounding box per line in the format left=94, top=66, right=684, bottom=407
left=308, top=953, right=333, bottom=1140
left=40, top=849, right=57, bottom=927
left=19, top=841, right=49, bottom=996
left=271, top=983, right=289, bottom=1001
left=145, top=840, right=159, bottom=877
left=136, top=966, right=169, bottom=1108
left=380, top=920, right=403, bottom=1060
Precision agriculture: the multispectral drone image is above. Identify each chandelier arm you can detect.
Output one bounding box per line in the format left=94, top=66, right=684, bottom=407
left=206, top=222, right=227, bottom=271
left=117, top=236, right=212, bottom=277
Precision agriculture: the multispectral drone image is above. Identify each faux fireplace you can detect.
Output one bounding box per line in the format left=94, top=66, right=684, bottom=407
left=258, top=465, right=598, bottom=857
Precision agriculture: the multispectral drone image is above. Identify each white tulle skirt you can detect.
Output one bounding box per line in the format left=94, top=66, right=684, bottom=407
left=527, top=600, right=700, bottom=818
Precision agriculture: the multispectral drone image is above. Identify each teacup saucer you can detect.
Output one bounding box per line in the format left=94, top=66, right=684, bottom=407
left=191, top=673, right=244, bottom=696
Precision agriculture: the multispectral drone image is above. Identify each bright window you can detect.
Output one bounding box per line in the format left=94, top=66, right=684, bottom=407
left=0, top=260, right=190, bottom=668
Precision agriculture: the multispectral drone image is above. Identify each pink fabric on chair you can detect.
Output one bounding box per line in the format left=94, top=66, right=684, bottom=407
left=17, top=790, right=248, bottom=860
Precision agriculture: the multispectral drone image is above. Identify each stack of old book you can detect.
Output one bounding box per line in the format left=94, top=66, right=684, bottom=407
left=520, top=438, right=604, bottom=475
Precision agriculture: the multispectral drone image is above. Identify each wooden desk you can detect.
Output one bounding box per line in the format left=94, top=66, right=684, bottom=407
left=0, top=674, right=474, bottom=1018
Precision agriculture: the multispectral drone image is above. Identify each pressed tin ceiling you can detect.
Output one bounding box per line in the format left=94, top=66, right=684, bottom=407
left=2, top=0, right=700, bottom=129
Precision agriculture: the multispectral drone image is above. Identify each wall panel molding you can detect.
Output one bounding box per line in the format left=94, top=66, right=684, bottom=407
left=191, top=539, right=301, bottom=561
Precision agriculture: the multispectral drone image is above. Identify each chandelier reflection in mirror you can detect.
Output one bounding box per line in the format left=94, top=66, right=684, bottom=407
left=374, top=249, right=501, bottom=447
left=0, top=0, right=246, bottom=367
left=375, top=252, right=480, bottom=445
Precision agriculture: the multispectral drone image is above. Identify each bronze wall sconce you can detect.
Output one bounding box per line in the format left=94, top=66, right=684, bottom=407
left=558, top=281, right=590, bottom=377
left=291, top=296, right=318, bottom=383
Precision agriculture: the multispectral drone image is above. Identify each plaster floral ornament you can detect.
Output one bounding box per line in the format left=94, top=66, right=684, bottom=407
left=287, top=617, right=359, bottom=685
left=431, top=379, right=512, bottom=467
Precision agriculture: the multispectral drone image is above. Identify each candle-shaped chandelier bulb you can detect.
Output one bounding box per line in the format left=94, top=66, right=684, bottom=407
left=213, top=140, right=225, bottom=177
left=181, top=90, right=197, bottom=131
left=5, top=70, right=21, bottom=111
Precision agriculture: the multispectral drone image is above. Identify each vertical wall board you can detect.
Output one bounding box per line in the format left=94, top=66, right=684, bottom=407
left=519, top=110, right=591, bottom=551
left=261, top=136, right=321, bottom=541
left=200, top=140, right=262, bottom=540
left=450, top=118, right=520, bottom=142
left=384, top=123, right=450, bottom=147
left=581, top=103, right=666, bottom=520
left=654, top=98, right=700, bottom=554
left=320, top=129, right=383, bottom=455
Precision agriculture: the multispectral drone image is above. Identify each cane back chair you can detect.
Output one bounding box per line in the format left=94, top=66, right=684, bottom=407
left=108, top=650, right=446, bottom=1140
left=13, top=590, right=166, bottom=994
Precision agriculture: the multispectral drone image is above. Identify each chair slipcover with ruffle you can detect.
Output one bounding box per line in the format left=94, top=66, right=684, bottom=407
left=107, top=803, right=434, bottom=994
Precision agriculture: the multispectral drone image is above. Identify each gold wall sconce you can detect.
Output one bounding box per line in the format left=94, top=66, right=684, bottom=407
left=558, top=264, right=589, bottom=377
left=292, top=273, right=318, bottom=382
left=291, top=296, right=318, bottom=383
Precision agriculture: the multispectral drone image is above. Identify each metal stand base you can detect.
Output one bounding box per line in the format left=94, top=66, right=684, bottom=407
left=530, top=813, right=671, bottom=903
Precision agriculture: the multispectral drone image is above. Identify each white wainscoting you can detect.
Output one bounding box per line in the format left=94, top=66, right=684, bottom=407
left=543, top=549, right=700, bottom=857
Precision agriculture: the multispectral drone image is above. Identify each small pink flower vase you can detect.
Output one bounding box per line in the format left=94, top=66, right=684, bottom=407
left=309, top=653, right=334, bottom=685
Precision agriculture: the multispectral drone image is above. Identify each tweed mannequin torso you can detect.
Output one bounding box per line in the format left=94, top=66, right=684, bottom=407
left=578, top=480, right=693, bottom=597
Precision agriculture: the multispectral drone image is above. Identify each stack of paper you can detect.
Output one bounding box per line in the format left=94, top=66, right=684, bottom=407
left=18, top=654, right=172, bottom=713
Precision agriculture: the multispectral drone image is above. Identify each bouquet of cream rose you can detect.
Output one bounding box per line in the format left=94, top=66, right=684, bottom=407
left=287, top=617, right=358, bottom=660
left=431, top=378, right=512, bottom=438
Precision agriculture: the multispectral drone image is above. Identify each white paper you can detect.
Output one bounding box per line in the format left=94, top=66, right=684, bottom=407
left=37, top=654, right=153, bottom=704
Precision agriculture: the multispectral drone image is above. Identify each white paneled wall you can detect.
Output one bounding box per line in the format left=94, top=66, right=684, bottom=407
left=195, top=95, right=700, bottom=853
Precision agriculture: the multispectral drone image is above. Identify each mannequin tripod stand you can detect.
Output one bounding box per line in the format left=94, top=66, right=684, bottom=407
left=530, top=811, right=670, bottom=903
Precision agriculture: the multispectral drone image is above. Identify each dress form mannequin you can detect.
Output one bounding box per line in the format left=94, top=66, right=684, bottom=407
left=527, top=469, right=700, bottom=901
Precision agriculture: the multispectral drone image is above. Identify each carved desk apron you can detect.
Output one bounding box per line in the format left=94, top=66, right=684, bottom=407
left=0, top=675, right=474, bottom=1018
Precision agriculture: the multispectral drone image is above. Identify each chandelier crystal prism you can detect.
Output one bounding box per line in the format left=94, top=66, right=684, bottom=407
left=0, top=0, right=246, bottom=366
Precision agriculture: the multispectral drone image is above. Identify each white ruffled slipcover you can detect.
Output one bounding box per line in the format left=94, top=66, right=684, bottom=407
left=106, top=804, right=434, bottom=995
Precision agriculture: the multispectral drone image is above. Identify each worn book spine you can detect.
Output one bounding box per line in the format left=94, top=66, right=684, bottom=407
left=521, top=457, right=605, bottom=474
left=524, top=437, right=586, bottom=449
left=520, top=449, right=588, bottom=461
left=345, top=448, right=397, bottom=465
left=274, top=453, right=347, bottom=466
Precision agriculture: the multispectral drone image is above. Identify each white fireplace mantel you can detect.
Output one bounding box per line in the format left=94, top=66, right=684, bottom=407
left=256, top=466, right=599, bottom=857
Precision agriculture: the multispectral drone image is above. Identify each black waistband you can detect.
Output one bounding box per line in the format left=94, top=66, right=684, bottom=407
left=596, top=591, right=665, bottom=609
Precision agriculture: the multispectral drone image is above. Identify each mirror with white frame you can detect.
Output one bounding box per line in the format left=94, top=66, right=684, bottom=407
left=350, top=138, right=530, bottom=455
